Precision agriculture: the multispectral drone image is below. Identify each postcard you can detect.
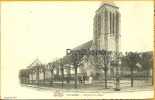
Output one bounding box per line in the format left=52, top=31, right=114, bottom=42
left=1, top=0, right=154, bottom=99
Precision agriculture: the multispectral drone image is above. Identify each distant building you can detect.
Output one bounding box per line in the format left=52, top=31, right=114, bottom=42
left=27, top=58, right=42, bottom=82
left=27, top=58, right=42, bottom=69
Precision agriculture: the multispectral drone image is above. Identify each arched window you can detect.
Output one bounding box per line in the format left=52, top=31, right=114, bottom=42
left=97, top=15, right=101, bottom=37
left=113, top=13, right=115, bottom=34
left=110, top=12, right=112, bottom=34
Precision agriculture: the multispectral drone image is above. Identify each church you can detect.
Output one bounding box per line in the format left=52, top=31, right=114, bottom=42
left=68, top=1, right=121, bottom=79
left=26, top=1, right=121, bottom=81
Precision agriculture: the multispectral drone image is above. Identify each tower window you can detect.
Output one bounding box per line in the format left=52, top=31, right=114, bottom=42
left=97, top=15, right=101, bottom=36
left=110, top=12, right=111, bottom=34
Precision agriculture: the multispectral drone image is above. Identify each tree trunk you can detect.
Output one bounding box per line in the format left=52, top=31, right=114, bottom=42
left=144, top=70, right=145, bottom=80
left=131, top=66, right=133, bottom=87
left=49, top=70, right=53, bottom=86
left=28, top=73, right=29, bottom=84
left=43, top=71, right=45, bottom=85
left=105, top=71, right=107, bottom=89
left=147, top=69, right=149, bottom=81
left=37, top=69, right=39, bottom=86
left=75, top=67, right=77, bottom=88
left=68, top=66, right=70, bottom=77
left=57, top=67, right=59, bottom=78
left=22, top=73, right=23, bottom=84
left=32, top=73, right=33, bottom=84
left=61, top=69, right=64, bottom=87
left=24, top=73, right=26, bottom=84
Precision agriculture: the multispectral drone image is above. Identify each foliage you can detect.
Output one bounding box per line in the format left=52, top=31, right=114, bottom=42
left=122, top=52, right=139, bottom=68
left=138, top=52, right=153, bottom=70
left=122, top=52, right=139, bottom=87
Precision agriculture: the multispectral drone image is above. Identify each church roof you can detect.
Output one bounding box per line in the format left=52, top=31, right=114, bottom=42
left=98, top=1, right=118, bottom=10
left=27, top=58, right=42, bottom=68
left=63, top=40, right=93, bottom=63
left=73, top=40, right=93, bottom=50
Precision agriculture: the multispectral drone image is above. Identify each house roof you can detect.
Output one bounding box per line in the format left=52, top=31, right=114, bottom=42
left=27, top=58, right=42, bottom=69
left=98, top=1, right=118, bottom=10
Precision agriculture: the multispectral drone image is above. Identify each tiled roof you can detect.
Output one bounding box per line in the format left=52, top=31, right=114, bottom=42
left=64, top=40, right=93, bottom=60
left=73, top=40, right=93, bottom=50
left=27, top=58, right=42, bottom=68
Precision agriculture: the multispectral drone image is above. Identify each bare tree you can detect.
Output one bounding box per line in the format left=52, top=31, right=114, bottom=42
left=40, top=64, right=46, bottom=85
left=33, top=64, right=42, bottom=86
left=67, top=54, right=86, bottom=88
left=19, top=69, right=24, bottom=84
left=97, top=52, right=117, bottom=89
left=86, top=51, right=119, bottom=89
left=25, top=69, right=30, bottom=84
left=24, top=71, right=26, bottom=84
left=97, top=52, right=114, bottom=89
left=25, top=70, right=30, bottom=84
left=58, top=56, right=70, bottom=87
left=47, top=61, right=58, bottom=86
left=30, top=68, right=34, bottom=84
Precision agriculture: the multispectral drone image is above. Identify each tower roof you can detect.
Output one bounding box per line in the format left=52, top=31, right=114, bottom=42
left=98, top=1, right=118, bottom=9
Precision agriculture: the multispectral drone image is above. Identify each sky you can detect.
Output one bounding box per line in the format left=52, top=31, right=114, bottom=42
left=2, top=1, right=153, bottom=65
left=1, top=1, right=154, bottom=95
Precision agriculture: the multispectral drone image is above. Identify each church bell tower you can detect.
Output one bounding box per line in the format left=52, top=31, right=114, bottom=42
left=93, top=1, right=121, bottom=53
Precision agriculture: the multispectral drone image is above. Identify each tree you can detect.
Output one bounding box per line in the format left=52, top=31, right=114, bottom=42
left=47, top=61, right=58, bottom=86
left=68, top=53, right=86, bottom=88
left=122, top=52, right=138, bottom=87
left=138, top=52, right=153, bottom=81
left=58, top=56, right=70, bottom=87
left=88, top=51, right=116, bottom=89
left=23, top=71, right=27, bottom=84
left=25, top=69, right=30, bottom=84
left=21, top=69, right=28, bottom=84
left=40, top=64, right=46, bottom=85
left=27, top=68, right=34, bottom=84
left=19, top=70, right=24, bottom=84
left=33, top=64, right=42, bottom=85
left=97, top=52, right=114, bottom=89
left=31, top=68, right=34, bottom=84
